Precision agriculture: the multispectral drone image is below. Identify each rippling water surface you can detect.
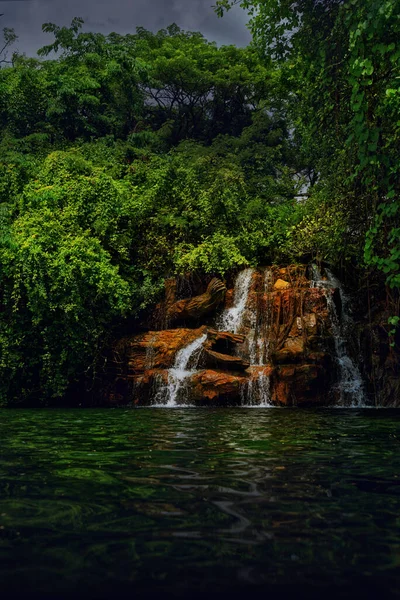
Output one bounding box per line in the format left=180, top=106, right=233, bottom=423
left=0, top=408, right=400, bottom=599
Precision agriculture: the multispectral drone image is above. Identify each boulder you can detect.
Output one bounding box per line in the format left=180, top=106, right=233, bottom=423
left=205, top=328, right=245, bottom=351
left=189, top=369, right=247, bottom=402
left=203, top=348, right=250, bottom=371
left=274, top=279, right=291, bottom=290
left=272, top=337, right=305, bottom=363
left=115, top=326, right=207, bottom=372
left=167, top=278, right=226, bottom=322
left=271, top=363, right=330, bottom=407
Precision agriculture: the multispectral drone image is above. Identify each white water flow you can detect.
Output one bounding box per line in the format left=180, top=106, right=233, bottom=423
left=311, top=265, right=365, bottom=407
left=249, top=268, right=273, bottom=406
left=221, top=268, right=272, bottom=407
left=219, top=268, right=254, bottom=333
left=253, top=268, right=273, bottom=366
left=154, top=334, right=207, bottom=407
left=242, top=370, right=272, bottom=407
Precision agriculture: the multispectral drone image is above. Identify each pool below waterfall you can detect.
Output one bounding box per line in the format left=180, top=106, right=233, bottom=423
left=0, top=408, right=399, bottom=599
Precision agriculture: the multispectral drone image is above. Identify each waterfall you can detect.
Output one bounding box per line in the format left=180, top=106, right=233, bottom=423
left=253, top=268, right=273, bottom=367
left=242, top=370, right=272, bottom=407
left=311, top=265, right=366, bottom=407
left=310, top=264, right=322, bottom=289
left=246, top=268, right=273, bottom=406
left=153, top=334, right=207, bottom=407
left=219, top=268, right=254, bottom=333
left=221, top=268, right=273, bottom=407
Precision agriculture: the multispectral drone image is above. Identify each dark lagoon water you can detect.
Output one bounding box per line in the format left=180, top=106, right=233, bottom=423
left=0, top=408, right=400, bottom=599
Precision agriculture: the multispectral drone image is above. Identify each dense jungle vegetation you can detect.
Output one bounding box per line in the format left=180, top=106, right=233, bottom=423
left=0, top=0, right=399, bottom=404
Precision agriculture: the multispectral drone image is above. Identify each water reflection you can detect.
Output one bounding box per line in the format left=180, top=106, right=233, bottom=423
left=0, top=408, right=399, bottom=598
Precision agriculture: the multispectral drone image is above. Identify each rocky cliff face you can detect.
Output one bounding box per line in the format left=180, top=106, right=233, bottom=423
left=359, top=305, right=400, bottom=407
left=102, top=264, right=368, bottom=407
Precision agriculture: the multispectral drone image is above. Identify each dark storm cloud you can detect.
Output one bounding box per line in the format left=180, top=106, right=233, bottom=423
left=0, top=0, right=251, bottom=57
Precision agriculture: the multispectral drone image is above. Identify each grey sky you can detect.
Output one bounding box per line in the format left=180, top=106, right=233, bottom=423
left=0, top=0, right=251, bottom=57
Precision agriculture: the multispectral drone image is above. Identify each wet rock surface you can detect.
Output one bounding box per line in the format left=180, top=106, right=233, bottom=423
left=203, top=348, right=250, bottom=371
left=103, top=265, right=365, bottom=407
left=113, top=327, right=208, bottom=371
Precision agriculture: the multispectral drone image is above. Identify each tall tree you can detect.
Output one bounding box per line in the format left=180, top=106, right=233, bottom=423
left=0, top=13, right=17, bottom=67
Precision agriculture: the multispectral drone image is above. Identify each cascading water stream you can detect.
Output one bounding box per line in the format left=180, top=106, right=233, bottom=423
left=154, top=334, right=207, bottom=406
left=220, top=268, right=272, bottom=406
left=311, top=265, right=365, bottom=407
left=243, top=268, right=273, bottom=406
left=219, top=268, right=254, bottom=333
left=250, top=268, right=274, bottom=367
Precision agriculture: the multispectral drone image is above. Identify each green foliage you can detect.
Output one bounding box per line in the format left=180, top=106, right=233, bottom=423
left=0, top=148, right=162, bottom=402
left=131, top=25, right=272, bottom=144
left=0, top=18, right=273, bottom=144
left=175, top=233, right=249, bottom=275
left=0, top=210, right=131, bottom=400
left=217, top=0, right=400, bottom=334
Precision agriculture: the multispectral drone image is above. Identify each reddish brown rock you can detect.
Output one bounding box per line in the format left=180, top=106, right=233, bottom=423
left=303, top=288, right=329, bottom=315
left=237, top=269, right=266, bottom=317
left=189, top=370, right=247, bottom=402
left=307, top=351, right=332, bottom=364
left=272, top=337, right=305, bottom=363
left=204, top=328, right=245, bottom=349
left=274, top=264, right=307, bottom=284
left=284, top=337, right=304, bottom=354
left=247, top=366, right=274, bottom=380
left=167, top=278, right=226, bottom=322
left=224, top=289, right=235, bottom=310
left=136, top=368, right=169, bottom=387
left=165, top=278, right=178, bottom=311
left=126, top=369, right=169, bottom=405
left=205, top=328, right=245, bottom=345
left=200, top=328, right=248, bottom=371
left=123, top=368, right=247, bottom=406
left=303, top=313, right=318, bottom=334
left=203, top=348, right=250, bottom=371
left=270, top=363, right=330, bottom=407
left=114, top=327, right=207, bottom=373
